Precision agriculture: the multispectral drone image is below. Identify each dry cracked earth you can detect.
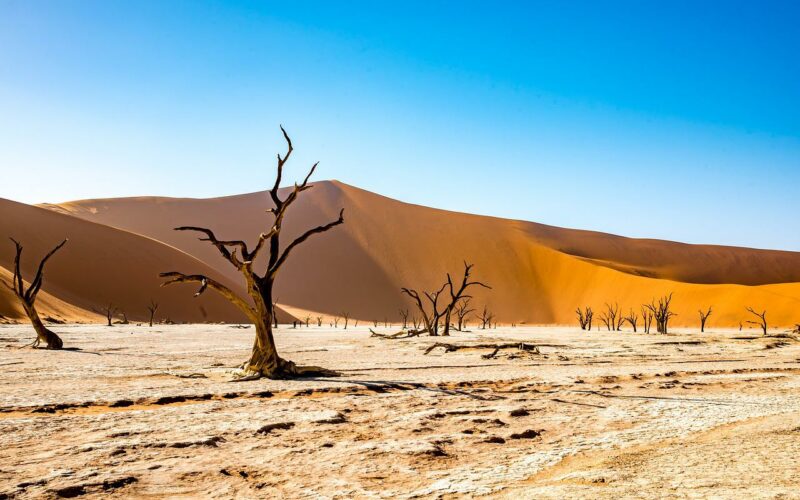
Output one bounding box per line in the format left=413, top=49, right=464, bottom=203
left=1, top=324, right=799, bottom=499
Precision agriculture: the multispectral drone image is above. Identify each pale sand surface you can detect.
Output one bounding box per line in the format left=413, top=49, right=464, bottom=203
left=1, top=325, right=799, bottom=498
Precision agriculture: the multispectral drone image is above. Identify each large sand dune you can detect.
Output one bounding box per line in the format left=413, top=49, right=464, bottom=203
left=0, top=198, right=251, bottom=323
left=40, top=181, right=800, bottom=328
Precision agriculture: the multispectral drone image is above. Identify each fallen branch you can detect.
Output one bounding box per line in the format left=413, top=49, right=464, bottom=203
left=369, top=328, right=428, bottom=339
left=423, top=342, right=540, bottom=356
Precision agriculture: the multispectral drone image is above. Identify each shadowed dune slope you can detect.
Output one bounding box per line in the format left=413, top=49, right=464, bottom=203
left=45, top=181, right=800, bottom=327
left=0, top=266, right=100, bottom=323
left=0, top=198, right=259, bottom=324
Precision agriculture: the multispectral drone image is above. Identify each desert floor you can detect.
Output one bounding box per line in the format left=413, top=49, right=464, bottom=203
left=1, top=324, right=799, bottom=499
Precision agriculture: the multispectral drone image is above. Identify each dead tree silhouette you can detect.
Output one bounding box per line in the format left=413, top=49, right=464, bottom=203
left=399, top=308, right=409, bottom=329
left=442, top=263, right=490, bottom=336
left=160, top=126, right=344, bottom=380
left=745, top=307, right=768, bottom=336
left=576, top=306, right=593, bottom=331
left=641, top=305, right=653, bottom=334
left=645, top=293, right=676, bottom=334
left=401, top=283, right=447, bottom=336
left=698, top=306, right=713, bottom=333
left=1, top=238, right=67, bottom=349
left=95, top=303, right=118, bottom=327
left=146, top=299, right=159, bottom=327
left=479, top=306, right=494, bottom=330
left=402, top=262, right=489, bottom=337
left=341, top=312, right=350, bottom=330
left=623, top=309, right=639, bottom=332
left=455, top=297, right=475, bottom=331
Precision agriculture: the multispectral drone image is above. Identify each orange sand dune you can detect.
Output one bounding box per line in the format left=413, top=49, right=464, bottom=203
left=0, top=266, right=100, bottom=323
left=45, top=181, right=800, bottom=328
left=0, top=198, right=255, bottom=324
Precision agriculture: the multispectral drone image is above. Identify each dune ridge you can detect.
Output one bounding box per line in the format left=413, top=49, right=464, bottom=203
left=31, top=180, right=800, bottom=328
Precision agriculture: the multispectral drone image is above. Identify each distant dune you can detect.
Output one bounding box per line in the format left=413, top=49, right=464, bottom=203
left=0, top=198, right=298, bottom=324
left=30, top=180, right=800, bottom=328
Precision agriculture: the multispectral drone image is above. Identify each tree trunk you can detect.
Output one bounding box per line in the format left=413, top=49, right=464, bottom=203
left=243, top=315, right=296, bottom=378
left=23, top=303, right=63, bottom=349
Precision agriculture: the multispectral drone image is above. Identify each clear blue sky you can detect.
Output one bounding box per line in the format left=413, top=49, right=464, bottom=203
left=1, top=1, right=799, bottom=250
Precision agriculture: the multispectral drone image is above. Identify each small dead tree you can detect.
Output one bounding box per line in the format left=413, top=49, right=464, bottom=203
left=603, top=303, right=621, bottom=331
left=641, top=305, right=653, bottom=334
left=401, top=283, right=447, bottom=336
left=333, top=316, right=340, bottom=328
left=623, top=309, right=639, bottom=333
left=118, top=310, right=129, bottom=325
left=576, top=306, right=593, bottom=331
left=341, top=312, right=350, bottom=330
left=399, top=308, right=409, bottom=329
left=160, top=126, right=344, bottom=379
left=441, top=263, right=490, bottom=336
left=95, top=303, right=118, bottom=327
left=271, top=300, right=279, bottom=328
left=316, top=316, right=322, bottom=327
left=698, top=306, right=713, bottom=333
left=146, top=299, right=159, bottom=327
left=402, top=262, right=489, bottom=337
left=1, top=238, right=67, bottom=349
left=412, top=316, right=421, bottom=330
left=455, top=297, right=475, bottom=332
left=479, top=306, right=494, bottom=330
left=645, top=293, right=676, bottom=334
left=745, top=307, right=768, bottom=336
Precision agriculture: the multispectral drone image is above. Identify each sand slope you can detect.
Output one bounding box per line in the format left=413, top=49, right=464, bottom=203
left=0, top=198, right=252, bottom=323
left=0, top=266, right=100, bottom=324
left=43, top=181, right=800, bottom=328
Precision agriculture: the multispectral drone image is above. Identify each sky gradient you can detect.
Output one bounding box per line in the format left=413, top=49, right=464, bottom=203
left=1, top=1, right=799, bottom=250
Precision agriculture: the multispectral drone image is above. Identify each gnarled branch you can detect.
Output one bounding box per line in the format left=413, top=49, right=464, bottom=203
left=159, top=272, right=257, bottom=322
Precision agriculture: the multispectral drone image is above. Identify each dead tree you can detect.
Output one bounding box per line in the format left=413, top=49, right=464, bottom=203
left=399, top=308, right=409, bottom=329
left=401, top=262, right=489, bottom=337
left=479, top=306, right=494, bottom=330
left=333, top=316, right=340, bottom=328
left=455, top=297, right=475, bottom=332
left=698, top=306, right=713, bottom=333
left=160, top=126, right=344, bottom=379
left=118, top=310, right=130, bottom=325
left=1, top=238, right=67, bottom=349
left=412, top=316, right=421, bottom=330
left=95, top=303, right=118, bottom=327
left=146, top=299, right=159, bottom=327
left=341, top=312, right=350, bottom=330
left=302, top=315, right=310, bottom=327
left=401, top=283, right=446, bottom=336
left=271, top=300, right=278, bottom=328
left=745, top=307, right=768, bottom=336
left=622, top=309, right=639, bottom=333
left=645, top=293, right=676, bottom=334
left=598, top=311, right=611, bottom=331
left=576, top=306, right=593, bottom=330
left=316, top=316, right=322, bottom=327
left=641, top=305, right=653, bottom=334
left=441, top=263, right=490, bottom=336
left=603, top=303, right=621, bottom=331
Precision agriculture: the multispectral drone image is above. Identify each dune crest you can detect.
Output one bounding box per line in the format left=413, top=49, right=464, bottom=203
left=26, top=180, right=798, bottom=328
